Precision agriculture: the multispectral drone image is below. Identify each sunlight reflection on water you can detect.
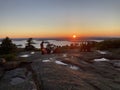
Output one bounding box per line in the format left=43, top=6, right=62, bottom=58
left=55, top=61, right=68, bottom=65
left=20, top=54, right=30, bottom=57
left=94, top=58, right=109, bottom=62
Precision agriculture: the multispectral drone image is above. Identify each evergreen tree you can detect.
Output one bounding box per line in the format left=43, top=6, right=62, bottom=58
left=0, top=37, right=17, bottom=54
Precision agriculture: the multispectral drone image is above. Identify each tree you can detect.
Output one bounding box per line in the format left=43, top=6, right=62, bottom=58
left=25, top=38, right=35, bottom=51
left=0, top=37, right=17, bottom=54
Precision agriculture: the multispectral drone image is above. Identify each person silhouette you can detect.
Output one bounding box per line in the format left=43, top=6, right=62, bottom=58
left=40, top=41, right=44, bottom=54
left=41, top=41, right=44, bottom=48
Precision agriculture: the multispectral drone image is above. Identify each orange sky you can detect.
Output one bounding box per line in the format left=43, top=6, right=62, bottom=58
left=0, top=27, right=120, bottom=38
left=0, top=0, right=120, bottom=38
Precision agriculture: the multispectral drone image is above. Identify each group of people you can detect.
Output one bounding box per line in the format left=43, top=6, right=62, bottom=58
left=40, top=41, right=95, bottom=55
left=79, top=42, right=92, bottom=52
left=40, top=41, right=56, bottom=55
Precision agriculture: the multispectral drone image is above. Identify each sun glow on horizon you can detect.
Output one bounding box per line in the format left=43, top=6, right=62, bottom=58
left=73, top=35, right=76, bottom=38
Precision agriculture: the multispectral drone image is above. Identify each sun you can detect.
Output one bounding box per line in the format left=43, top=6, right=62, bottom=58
left=73, top=35, right=76, bottom=38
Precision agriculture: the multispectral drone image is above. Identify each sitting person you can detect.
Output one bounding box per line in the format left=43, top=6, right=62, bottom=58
left=46, top=43, right=51, bottom=54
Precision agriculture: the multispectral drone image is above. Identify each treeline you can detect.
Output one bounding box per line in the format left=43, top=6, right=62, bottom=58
left=0, top=37, right=120, bottom=54
left=96, top=39, right=120, bottom=50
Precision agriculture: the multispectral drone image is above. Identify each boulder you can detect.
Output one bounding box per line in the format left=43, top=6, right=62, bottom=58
left=0, top=58, right=6, bottom=65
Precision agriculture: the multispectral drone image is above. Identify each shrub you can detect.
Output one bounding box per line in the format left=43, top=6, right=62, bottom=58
left=96, top=39, right=120, bottom=50
left=25, top=38, right=36, bottom=51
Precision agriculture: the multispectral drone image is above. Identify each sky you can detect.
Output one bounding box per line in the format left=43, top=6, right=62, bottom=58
left=0, top=0, right=120, bottom=38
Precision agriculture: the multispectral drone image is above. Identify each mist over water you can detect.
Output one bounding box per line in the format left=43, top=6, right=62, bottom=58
left=0, top=39, right=103, bottom=48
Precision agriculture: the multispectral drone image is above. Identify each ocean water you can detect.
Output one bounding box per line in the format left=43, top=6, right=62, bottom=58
left=13, top=40, right=72, bottom=48
left=0, top=39, right=103, bottom=49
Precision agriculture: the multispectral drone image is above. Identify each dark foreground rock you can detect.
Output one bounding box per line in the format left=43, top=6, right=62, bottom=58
left=30, top=52, right=120, bottom=90
left=0, top=51, right=120, bottom=90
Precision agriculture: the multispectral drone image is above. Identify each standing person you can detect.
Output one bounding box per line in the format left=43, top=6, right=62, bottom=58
left=40, top=41, right=44, bottom=49
left=40, top=41, right=48, bottom=54
left=40, top=41, right=44, bottom=54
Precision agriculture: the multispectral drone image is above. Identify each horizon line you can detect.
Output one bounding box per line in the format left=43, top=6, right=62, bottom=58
left=0, top=36, right=120, bottom=40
